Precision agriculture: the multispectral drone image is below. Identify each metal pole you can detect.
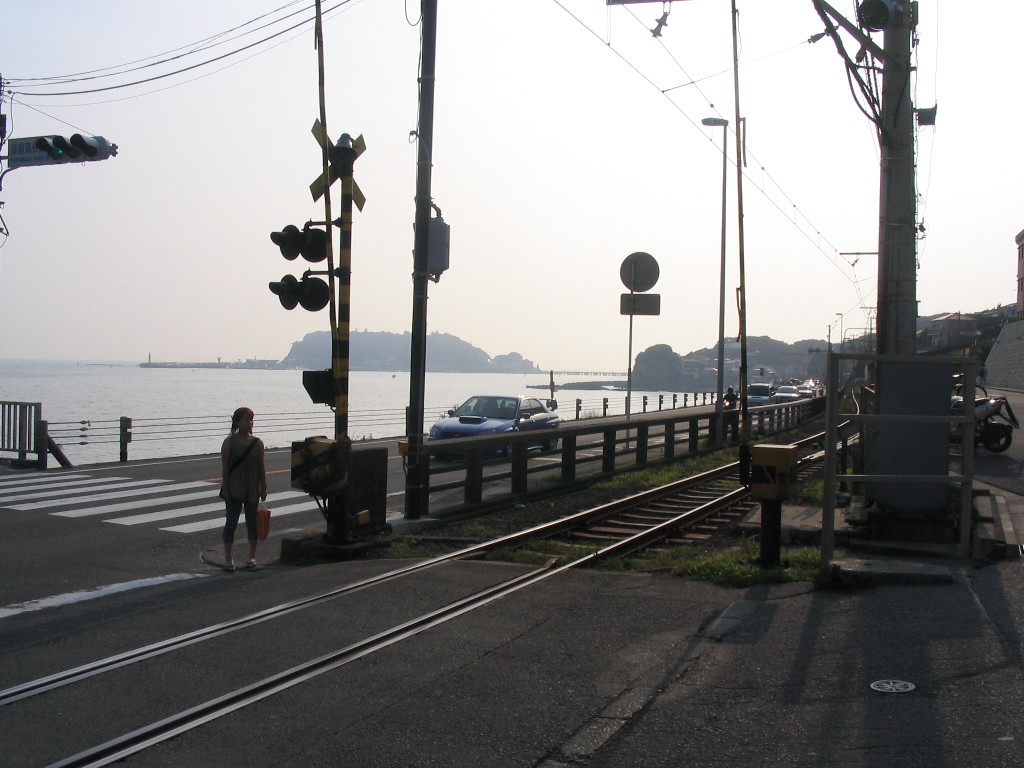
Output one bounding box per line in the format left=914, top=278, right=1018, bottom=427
left=703, top=118, right=729, bottom=446
left=404, top=0, right=438, bottom=520
left=730, top=0, right=751, bottom=482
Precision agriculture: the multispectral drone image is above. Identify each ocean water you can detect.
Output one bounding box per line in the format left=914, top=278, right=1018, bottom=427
left=0, top=360, right=702, bottom=466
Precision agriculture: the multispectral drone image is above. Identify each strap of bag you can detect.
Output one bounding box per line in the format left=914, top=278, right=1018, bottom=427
left=228, top=439, right=257, bottom=475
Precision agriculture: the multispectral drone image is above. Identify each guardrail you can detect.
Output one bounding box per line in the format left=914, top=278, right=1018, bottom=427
left=0, top=401, right=44, bottom=468
left=412, top=398, right=826, bottom=518
left=28, top=391, right=726, bottom=466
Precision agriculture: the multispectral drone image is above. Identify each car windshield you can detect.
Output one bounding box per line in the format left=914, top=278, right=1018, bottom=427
left=778, top=387, right=797, bottom=394
left=454, top=396, right=519, bottom=419
left=749, top=385, right=770, bottom=395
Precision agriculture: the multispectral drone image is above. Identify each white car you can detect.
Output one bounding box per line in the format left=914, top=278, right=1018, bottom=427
left=771, top=385, right=803, bottom=404
left=746, top=383, right=773, bottom=406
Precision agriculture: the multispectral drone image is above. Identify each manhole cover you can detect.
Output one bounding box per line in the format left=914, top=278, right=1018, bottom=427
left=870, top=679, right=915, bottom=693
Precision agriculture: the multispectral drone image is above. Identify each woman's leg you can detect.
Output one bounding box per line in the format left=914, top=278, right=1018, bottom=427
left=242, top=501, right=259, bottom=566
left=222, top=500, right=243, bottom=569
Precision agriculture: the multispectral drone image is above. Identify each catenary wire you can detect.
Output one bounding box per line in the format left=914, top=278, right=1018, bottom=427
left=560, top=0, right=870, bottom=296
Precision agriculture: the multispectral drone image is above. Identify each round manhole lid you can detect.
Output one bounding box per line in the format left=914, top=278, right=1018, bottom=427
left=870, top=679, right=915, bottom=693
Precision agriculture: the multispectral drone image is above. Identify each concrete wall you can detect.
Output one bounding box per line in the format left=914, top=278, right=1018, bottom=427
left=985, top=320, right=1024, bottom=390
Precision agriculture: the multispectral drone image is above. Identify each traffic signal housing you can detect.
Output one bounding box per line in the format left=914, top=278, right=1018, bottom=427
left=270, top=224, right=328, bottom=262
left=857, top=0, right=907, bottom=31
left=34, top=134, right=117, bottom=163
left=269, top=273, right=330, bottom=312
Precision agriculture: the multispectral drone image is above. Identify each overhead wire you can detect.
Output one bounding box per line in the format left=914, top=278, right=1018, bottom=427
left=6, top=0, right=310, bottom=87
left=4, top=0, right=360, bottom=100
left=596, top=1, right=870, bottom=298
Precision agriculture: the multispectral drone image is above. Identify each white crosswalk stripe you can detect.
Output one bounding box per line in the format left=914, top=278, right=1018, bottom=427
left=0, top=478, right=170, bottom=505
left=0, top=471, right=321, bottom=536
left=161, top=499, right=321, bottom=533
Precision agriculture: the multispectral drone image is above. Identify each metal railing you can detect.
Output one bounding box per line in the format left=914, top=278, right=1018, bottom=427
left=413, top=398, right=826, bottom=518
left=0, top=401, right=44, bottom=468
left=32, top=391, right=725, bottom=466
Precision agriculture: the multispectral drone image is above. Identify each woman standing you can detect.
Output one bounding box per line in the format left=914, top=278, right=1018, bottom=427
left=220, top=406, right=267, bottom=570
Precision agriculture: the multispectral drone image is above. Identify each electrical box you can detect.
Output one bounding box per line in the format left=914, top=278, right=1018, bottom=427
left=427, top=215, right=450, bottom=277
left=750, top=443, right=798, bottom=501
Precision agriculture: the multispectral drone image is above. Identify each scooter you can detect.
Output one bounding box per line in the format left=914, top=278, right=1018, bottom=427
left=951, top=395, right=1019, bottom=453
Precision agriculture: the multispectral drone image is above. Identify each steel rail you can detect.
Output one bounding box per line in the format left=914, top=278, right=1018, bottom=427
left=4, top=427, right=841, bottom=708
left=47, top=472, right=774, bottom=768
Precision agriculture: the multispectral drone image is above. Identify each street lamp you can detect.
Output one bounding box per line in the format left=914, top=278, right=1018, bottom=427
left=703, top=116, right=729, bottom=445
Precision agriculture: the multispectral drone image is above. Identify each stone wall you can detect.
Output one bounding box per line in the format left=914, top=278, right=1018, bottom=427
left=985, top=320, right=1024, bottom=391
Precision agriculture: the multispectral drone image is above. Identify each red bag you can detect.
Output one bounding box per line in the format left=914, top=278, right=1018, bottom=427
left=257, top=506, right=271, bottom=541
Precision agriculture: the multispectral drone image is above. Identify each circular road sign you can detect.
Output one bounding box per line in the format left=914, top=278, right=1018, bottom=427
left=620, top=252, right=659, bottom=292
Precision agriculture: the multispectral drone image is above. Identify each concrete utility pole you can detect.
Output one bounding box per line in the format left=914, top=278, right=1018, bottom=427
left=873, top=5, right=917, bottom=356
left=814, top=0, right=919, bottom=355
left=405, top=0, right=439, bottom=520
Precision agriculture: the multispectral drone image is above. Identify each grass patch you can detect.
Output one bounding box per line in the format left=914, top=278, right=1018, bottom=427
left=669, top=540, right=823, bottom=587
left=488, top=539, right=603, bottom=567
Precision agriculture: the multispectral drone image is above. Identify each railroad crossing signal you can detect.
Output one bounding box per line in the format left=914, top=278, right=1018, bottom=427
left=308, top=121, right=366, bottom=208
left=268, top=273, right=330, bottom=312
left=268, top=222, right=330, bottom=311
left=270, top=224, right=328, bottom=262
left=7, top=134, right=118, bottom=169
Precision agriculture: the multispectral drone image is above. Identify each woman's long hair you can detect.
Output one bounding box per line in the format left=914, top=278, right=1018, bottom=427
left=230, top=407, right=254, bottom=434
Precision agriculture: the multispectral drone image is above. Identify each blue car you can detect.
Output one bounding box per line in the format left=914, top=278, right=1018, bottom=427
left=427, top=394, right=560, bottom=455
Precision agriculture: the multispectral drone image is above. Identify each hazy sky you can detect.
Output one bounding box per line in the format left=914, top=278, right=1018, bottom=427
left=1, top=1, right=1019, bottom=372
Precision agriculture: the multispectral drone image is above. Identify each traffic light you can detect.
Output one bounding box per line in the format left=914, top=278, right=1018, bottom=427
left=857, top=0, right=907, bottom=31
left=270, top=224, right=327, bottom=262
left=268, top=274, right=330, bottom=311
left=34, top=134, right=117, bottom=163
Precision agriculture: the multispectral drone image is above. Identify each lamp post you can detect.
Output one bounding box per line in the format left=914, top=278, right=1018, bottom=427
left=703, top=116, right=729, bottom=445
left=835, top=312, right=844, bottom=382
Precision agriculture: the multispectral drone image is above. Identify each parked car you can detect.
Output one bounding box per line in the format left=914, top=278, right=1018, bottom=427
left=746, top=383, right=774, bottom=406
left=771, top=385, right=803, bottom=404
left=427, top=394, right=559, bottom=455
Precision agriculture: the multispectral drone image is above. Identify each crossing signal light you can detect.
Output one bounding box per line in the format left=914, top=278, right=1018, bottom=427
left=269, top=274, right=330, bottom=312
left=34, top=134, right=117, bottom=163
left=270, top=224, right=328, bottom=262
left=857, top=0, right=906, bottom=31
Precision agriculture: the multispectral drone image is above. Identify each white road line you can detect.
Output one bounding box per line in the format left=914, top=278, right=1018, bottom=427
left=0, top=478, right=163, bottom=505
left=106, top=490, right=309, bottom=525
left=0, top=473, right=92, bottom=489
left=3, top=479, right=174, bottom=507
left=55, top=489, right=224, bottom=519
left=0, top=573, right=207, bottom=620
left=14, top=481, right=214, bottom=513
left=161, top=500, right=320, bottom=533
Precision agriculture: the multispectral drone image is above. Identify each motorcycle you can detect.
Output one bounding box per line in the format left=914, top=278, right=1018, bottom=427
left=951, top=394, right=1020, bottom=453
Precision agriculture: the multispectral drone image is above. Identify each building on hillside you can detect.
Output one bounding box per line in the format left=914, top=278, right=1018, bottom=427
left=925, top=313, right=980, bottom=350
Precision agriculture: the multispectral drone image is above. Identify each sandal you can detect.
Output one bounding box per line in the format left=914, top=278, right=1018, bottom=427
left=246, top=560, right=257, bottom=569
left=225, top=563, right=236, bottom=572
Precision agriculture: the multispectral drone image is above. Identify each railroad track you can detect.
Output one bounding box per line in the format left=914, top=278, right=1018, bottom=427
left=6, top=430, right=840, bottom=767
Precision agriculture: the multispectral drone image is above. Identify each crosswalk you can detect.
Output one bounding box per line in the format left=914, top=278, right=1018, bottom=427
left=0, top=471, right=321, bottom=535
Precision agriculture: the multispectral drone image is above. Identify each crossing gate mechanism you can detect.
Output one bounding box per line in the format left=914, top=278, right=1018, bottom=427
left=750, top=444, right=798, bottom=501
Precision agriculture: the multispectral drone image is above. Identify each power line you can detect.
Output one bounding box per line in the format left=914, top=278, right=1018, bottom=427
left=555, top=0, right=869, bottom=300
left=5, top=0, right=360, bottom=99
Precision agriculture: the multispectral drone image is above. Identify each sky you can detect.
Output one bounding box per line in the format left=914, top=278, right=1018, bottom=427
left=1, top=1, right=1020, bottom=372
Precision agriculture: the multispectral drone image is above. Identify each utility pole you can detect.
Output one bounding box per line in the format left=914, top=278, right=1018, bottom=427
left=405, top=0, right=439, bottom=520
left=814, top=0, right=918, bottom=355
left=873, top=4, right=917, bottom=355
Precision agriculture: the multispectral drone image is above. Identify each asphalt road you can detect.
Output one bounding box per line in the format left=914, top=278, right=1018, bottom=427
left=2, top=394, right=1024, bottom=766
